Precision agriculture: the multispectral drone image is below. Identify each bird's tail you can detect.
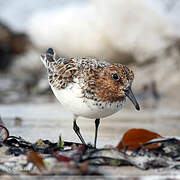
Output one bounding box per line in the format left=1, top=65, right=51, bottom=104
left=40, top=48, right=59, bottom=71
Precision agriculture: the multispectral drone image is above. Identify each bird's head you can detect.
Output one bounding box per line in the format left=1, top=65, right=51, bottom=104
left=96, top=64, right=140, bottom=111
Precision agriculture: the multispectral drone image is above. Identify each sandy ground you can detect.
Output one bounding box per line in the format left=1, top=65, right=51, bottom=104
left=0, top=102, right=180, bottom=147
left=0, top=102, right=180, bottom=177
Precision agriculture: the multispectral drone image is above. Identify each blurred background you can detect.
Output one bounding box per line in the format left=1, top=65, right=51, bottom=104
left=0, top=0, right=180, bottom=147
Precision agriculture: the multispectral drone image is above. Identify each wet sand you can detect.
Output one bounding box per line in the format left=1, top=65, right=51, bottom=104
left=0, top=102, right=180, bottom=148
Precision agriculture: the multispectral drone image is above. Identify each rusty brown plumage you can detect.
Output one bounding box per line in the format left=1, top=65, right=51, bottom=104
left=96, top=65, right=134, bottom=102
left=41, top=49, right=134, bottom=103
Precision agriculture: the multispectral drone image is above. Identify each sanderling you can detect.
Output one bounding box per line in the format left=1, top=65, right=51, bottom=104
left=41, top=48, right=140, bottom=147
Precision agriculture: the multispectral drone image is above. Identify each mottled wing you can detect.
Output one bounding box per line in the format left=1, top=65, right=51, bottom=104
left=40, top=48, right=78, bottom=89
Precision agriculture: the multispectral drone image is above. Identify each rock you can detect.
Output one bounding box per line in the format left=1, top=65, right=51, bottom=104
left=0, top=21, right=31, bottom=71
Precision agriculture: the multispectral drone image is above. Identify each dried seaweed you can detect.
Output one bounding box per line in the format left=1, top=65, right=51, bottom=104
left=0, top=129, right=180, bottom=176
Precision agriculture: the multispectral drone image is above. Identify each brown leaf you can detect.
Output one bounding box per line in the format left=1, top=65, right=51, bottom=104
left=27, top=150, right=46, bottom=172
left=54, top=152, right=71, bottom=162
left=117, top=128, right=163, bottom=151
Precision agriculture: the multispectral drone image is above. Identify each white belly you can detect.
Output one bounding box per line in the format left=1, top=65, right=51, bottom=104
left=51, top=83, right=125, bottom=119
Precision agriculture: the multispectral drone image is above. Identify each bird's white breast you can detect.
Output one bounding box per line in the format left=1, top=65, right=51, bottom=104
left=51, top=82, right=125, bottom=119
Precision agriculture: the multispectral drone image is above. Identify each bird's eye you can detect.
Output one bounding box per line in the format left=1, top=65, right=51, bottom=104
left=112, top=73, right=119, bottom=81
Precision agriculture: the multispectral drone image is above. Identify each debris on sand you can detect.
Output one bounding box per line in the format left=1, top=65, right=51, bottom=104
left=0, top=128, right=179, bottom=176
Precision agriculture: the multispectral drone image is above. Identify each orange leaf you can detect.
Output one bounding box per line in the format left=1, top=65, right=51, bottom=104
left=27, top=150, right=46, bottom=172
left=117, top=128, right=163, bottom=151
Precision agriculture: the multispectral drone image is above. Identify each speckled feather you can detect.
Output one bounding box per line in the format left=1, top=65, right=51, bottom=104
left=41, top=49, right=134, bottom=103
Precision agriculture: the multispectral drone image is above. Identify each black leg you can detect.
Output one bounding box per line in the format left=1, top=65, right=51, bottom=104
left=94, top=118, right=100, bottom=148
left=73, top=119, right=86, bottom=145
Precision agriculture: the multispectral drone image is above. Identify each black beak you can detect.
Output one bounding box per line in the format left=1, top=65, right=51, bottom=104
left=124, top=86, right=140, bottom=111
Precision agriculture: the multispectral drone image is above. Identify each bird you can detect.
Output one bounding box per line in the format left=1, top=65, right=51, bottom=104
left=40, top=48, right=140, bottom=148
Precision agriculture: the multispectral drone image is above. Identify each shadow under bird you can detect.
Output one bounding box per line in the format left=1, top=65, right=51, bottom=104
left=41, top=48, right=140, bottom=148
